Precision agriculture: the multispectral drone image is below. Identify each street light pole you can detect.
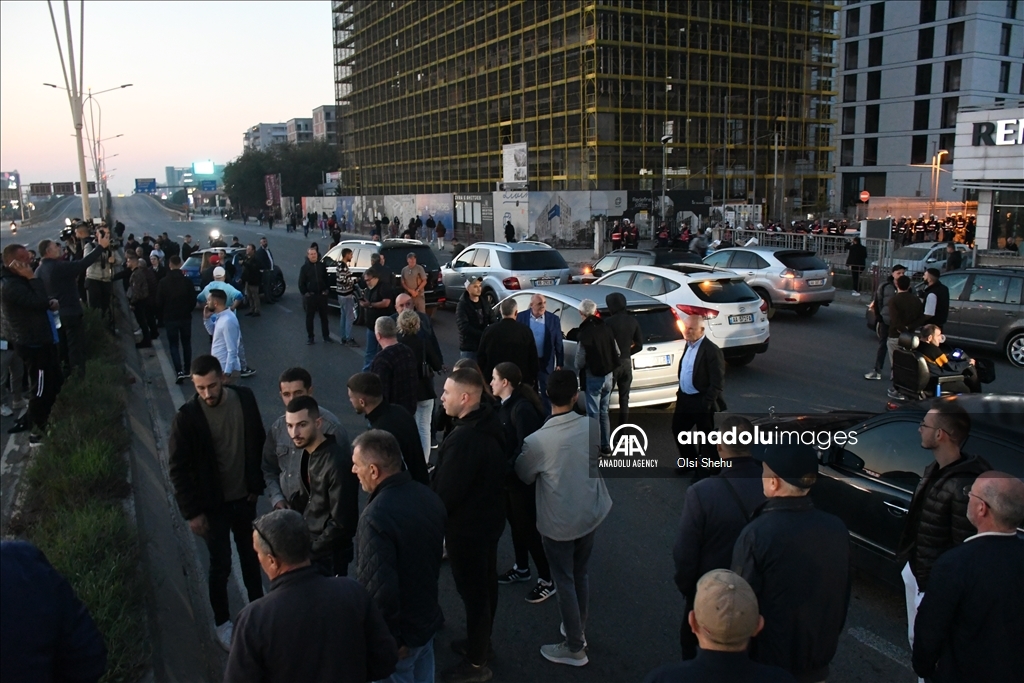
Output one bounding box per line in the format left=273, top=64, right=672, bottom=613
left=48, top=1, right=91, bottom=220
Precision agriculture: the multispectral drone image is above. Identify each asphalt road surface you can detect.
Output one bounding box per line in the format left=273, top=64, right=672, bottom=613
left=8, top=195, right=1024, bottom=682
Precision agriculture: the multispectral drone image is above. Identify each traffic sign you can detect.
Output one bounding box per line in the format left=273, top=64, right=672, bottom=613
left=859, top=190, right=871, bottom=202
left=200, top=180, right=217, bottom=192
left=266, top=199, right=273, bottom=206
left=29, top=183, right=53, bottom=196
left=135, top=178, right=157, bottom=194
left=53, top=182, right=75, bottom=195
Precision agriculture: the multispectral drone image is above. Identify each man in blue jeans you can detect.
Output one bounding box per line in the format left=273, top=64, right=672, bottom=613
left=156, top=255, right=196, bottom=384
left=573, top=300, right=619, bottom=454
left=359, top=267, right=394, bottom=371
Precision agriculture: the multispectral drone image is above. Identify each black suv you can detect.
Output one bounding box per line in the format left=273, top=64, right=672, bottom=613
left=755, top=394, right=1023, bottom=589
left=321, top=238, right=446, bottom=312
left=578, top=248, right=702, bottom=284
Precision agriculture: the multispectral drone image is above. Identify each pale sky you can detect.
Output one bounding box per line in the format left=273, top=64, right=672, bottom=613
left=0, top=1, right=334, bottom=194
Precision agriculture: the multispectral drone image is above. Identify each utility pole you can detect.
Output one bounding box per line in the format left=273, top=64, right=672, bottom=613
left=773, top=130, right=779, bottom=222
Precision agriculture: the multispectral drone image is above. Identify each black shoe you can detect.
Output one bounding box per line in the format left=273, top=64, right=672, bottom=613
left=450, top=640, right=496, bottom=663
left=244, top=312, right=255, bottom=317
left=525, top=579, right=557, bottom=604
left=306, top=338, right=315, bottom=345
left=498, top=566, right=531, bottom=584
left=175, top=371, right=188, bottom=384
left=252, top=312, right=261, bottom=317
left=28, top=432, right=44, bottom=446
left=7, top=418, right=30, bottom=434
left=135, top=341, right=153, bottom=349
left=240, top=367, right=257, bottom=378
left=323, top=337, right=335, bottom=344
left=442, top=659, right=493, bottom=683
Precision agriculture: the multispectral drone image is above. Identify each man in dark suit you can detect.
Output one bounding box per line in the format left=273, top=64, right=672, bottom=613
left=516, top=293, right=563, bottom=412
left=478, top=298, right=539, bottom=387
left=912, top=471, right=1024, bottom=683
left=672, top=315, right=725, bottom=473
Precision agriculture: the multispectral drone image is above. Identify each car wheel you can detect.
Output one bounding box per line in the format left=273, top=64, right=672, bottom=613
left=482, top=288, right=498, bottom=313
left=795, top=303, right=820, bottom=317
left=270, top=271, right=286, bottom=301
left=754, top=288, right=775, bottom=320
left=1007, top=331, right=1024, bottom=368
left=726, top=353, right=755, bottom=367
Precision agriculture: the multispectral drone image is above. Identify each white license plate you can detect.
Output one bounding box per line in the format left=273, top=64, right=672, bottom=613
left=807, top=278, right=826, bottom=286
left=728, top=314, right=754, bottom=324
left=534, top=278, right=555, bottom=286
left=634, top=354, right=672, bottom=370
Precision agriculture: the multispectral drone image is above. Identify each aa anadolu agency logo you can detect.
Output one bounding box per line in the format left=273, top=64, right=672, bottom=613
left=600, top=424, right=658, bottom=469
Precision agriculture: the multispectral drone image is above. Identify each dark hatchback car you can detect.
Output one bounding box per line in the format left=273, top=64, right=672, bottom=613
left=182, top=247, right=286, bottom=302
left=321, top=238, right=446, bottom=312
left=577, top=248, right=702, bottom=284
left=754, top=394, right=1024, bottom=589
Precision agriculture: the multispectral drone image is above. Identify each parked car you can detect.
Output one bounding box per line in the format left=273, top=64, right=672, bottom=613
left=927, top=267, right=1024, bottom=368
left=872, top=241, right=971, bottom=278
left=577, top=248, right=703, bottom=284
left=702, top=246, right=835, bottom=317
left=497, top=284, right=686, bottom=409
left=321, top=238, right=446, bottom=313
left=753, top=394, right=1024, bottom=589
left=182, top=247, right=285, bottom=303
left=593, top=264, right=769, bottom=366
left=441, top=241, right=571, bottom=310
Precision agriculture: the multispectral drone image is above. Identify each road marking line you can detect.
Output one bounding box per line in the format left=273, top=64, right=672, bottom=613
left=847, top=627, right=913, bottom=670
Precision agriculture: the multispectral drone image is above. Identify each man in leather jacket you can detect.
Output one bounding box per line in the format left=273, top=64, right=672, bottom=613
left=918, top=325, right=980, bottom=393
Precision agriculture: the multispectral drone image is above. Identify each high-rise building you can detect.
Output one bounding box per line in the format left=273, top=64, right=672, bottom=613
left=333, top=1, right=838, bottom=218
left=243, top=123, right=288, bottom=152
left=287, top=118, right=314, bottom=145
left=313, top=105, right=338, bottom=143
left=835, top=0, right=1024, bottom=213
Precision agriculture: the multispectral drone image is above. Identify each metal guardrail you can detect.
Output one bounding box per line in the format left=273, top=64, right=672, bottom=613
left=971, top=249, right=1024, bottom=269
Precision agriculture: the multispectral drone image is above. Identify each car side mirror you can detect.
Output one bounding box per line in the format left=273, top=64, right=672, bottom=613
left=926, top=257, right=937, bottom=263
left=592, top=269, right=603, bottom=277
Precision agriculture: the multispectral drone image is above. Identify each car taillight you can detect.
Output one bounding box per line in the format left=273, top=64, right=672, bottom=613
left=758, top=297, right=769, bottom=313
left=780, top=268, right=803, bottom=279
left=436, top=272, right=443, bottom=283
left=502, top=277, right=521, bottom=290
left=676, top=304, right=719, bottom=319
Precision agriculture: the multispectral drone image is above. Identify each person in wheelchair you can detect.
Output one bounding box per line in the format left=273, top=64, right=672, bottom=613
left=918, top=324, right=981, bottom=394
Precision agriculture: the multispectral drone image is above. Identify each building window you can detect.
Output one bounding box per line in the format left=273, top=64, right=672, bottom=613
left=869, top=3, right=885, bottom=33
left=1001, top=25, right=1012, bottom=56
left=843, top=107, right=857, bottom=134
left=943, top=60, right=962, bottom=92
left=946, top=22, right=965, bottom=55
left=841, top=139, right=855, bottom=166
left=938, top=134, right=955, bottom=162
left=845, top=41, right=860, bottom=69
left=950, top=0, right=967, bottom=18
left=1009, top=0, right=1019, bottom=20
left=867, top=70, right=881, bottom=100
left=999, top=62, right=1011, bottom=93
left=916, top=63, right=933, bottom=95
left=864, top=137, right=878, bottom=166
left=846, top=7, right=860, bottom=38
left=918, top=28, right=935, bottom=60
left=868, top=37, right=883, bottom=66
left=941, top=97, right=959, bottom=128
left=911, top=135, right=929, bottom=164
left=920, top=0, right=937, bottom=23
left=865, top=104, right=880, bottom=133
left=845, top=74, right=858, bottom=101
left=913, top=100, right=931, bottom=130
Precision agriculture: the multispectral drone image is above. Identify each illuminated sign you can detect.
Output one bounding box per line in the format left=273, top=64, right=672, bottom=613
left=192, top=160, right=215, bottom=175
left=971, top=119, right=1024, bottom=146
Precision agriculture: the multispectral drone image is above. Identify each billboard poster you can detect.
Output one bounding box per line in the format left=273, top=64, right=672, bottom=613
left=454, top=193, right=494, bottom=243
left=384, top=195, right=416, bottom=233
left=301, top=196, right=337, bottom=216
left=416, top=194, right=455, bottom=240
left=502, top=142, right=528, bottom=184
left=493, top=190, right=529, bottom=242
left=264, top=173, right=282, bottom=209
left=528, top=191, right=592, bottom=246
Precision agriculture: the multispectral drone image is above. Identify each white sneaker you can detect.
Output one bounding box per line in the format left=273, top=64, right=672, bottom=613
left=215, top=621, right=234, bottom=651
left=0, top=405, right=11, bottom=417
left=851, top=291, right=861, bottom=296
left=541, top=641, right=588, bottom=666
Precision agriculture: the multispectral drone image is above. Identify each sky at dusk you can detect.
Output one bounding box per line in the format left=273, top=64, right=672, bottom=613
left=0, top=1, right=334, bottom=194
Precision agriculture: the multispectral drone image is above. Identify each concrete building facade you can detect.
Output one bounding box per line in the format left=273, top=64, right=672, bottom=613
left=287, top=118, right=314, bottom=145
left=313, top=105, right=338, bottom=143
left=242, top=123, right=288, bottom=152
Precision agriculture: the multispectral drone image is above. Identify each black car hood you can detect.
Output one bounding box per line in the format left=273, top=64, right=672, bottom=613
left=751, top=411, right=875, bottom=431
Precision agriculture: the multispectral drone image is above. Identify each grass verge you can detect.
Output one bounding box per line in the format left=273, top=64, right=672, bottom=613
left=14, top=310, right=148, bottom=683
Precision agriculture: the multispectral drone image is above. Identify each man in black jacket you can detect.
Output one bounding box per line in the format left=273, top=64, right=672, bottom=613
left=574, top=299, right=620, bottom=454
left=864, top=264, right=906, bottom=380
left=731, top=444, right=850, bottom=683
left=168, top=354, right=266, bottom=650
left=1, top=243, right=62, bottom=440
left=845, top=236, right=867, bottom=295
left=241, top=244, right=263, bottom=317
left=477, top=298, right=538, bottom=387
left=455, top=277, right=489, bottom=360
left=285, top=395, right=358, bottom=577
left=156, top=255, right=196, bottom=383
left=673, top=416, right=766, bottom=660
left=887, top=274, right=931, bottom=398
left=912, top=471, right=1024, bottom=683
left=432, top=368, right=507, bottom=682
left=603, top=292, right=642, bottom=425
left=920, top=267, right=949, bottom=327
left=346, top=372, right=430, bottom=486
left=942, top=242, right=962, bottom=272
left=298, top=247, right=332, bottom=345
left=226, top=509, right=398, bottom=682
left=896, top=400, right=990, bottom=652
left=360, top=266, right=394, bottom=370
left=672, top=314, right=726, bottom=472
left=353, top=430, right=447, bottom=681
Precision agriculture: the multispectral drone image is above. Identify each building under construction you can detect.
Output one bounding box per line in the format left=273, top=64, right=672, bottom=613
left=333, top=0, right=838, bottom=217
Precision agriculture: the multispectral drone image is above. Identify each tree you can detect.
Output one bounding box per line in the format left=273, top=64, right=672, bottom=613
left=222, top=142, right=340, bottom=212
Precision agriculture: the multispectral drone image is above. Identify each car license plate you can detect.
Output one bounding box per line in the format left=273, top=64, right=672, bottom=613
left=534, top=278, right=555, bottom=286
left=807, top=278, right=825, bottom=286
left=633, top=354, right=671, bottom=370
left=728, top=314, right=753, bottom=324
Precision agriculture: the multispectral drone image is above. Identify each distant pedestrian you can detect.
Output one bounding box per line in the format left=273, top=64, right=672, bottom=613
left=673, top=416, right=766, bottom=660
left=515, top=369, right=612, bottom=668
left=516, top=293, right=563, bottom=412
left=181, top=234, right=197, bottom=261
left=84, top=227, right=119, bottom=331
left=574, top=299, right=619, bottom=454
left=359, top=266, right=395, bottom=371
left=644, top=570, right=796, bottom=683
left=477, top=298, right=539, bottom=388
left=284, top=395, right=359, bottom=576
left=0, top=540, right=107, bottom=683
left=673, top=314, right=725, bottom=473
left=241, top=244, right=263, bottom=317
left=864, top=264, right=905, bottom=380
left=425, top=214, right=436, bottom=242
left=369, top=316, right=418, bottom=416
left=731, top=444, right=850, bottom=683
left=156, top=255, right=197, bottom=383
left=603, top=292, right=642, bottom=425
left=921, top=267, right=949, bottom=327
left=126, top=252, right=154, bottom=348
left=943, top=242, right=962, bottom=271
left=455, top=277, right=489, bottom=361
left=504, top=220, right=516, bottom=243
left=353, top=429, right=447, bottom=683
left=845, top=236, right=867, bottom=295
left=435, top=220, right=447, bottom=250
left=450, top=235, right=465, bottom=259
left=887, top=274, right=931, bottom=398
left=225, top=509, right=398, bottom=683
left=336, top=248, right=358, bottom=346
left=432, top=369, right=508, bottom=682
left=401, top=252, right=427, bottom=314
left=203, top=289, right=243, bottom=382
left=299, top=247, right=332, bottom=345
left=196, top=266, right=245, bottom=311
left=169, top=354, right=266, bottom=651
left=346, top=372, right=430, bottom=486
left=912, top=471, right=1024, bottom=683
left=396, top=309, right=443, bottom=462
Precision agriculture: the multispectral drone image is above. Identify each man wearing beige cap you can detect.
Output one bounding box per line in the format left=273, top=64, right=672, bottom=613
left=644, top=569, right=795, bottom=682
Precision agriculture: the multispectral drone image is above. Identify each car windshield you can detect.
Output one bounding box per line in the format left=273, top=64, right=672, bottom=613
left=497, top=250, right=568, bottom=270
left=689, top=279, right=760, bottom=303
left=629, top=307, right=684, bottom=343
left=653, top=250, right=701, bottom=265
left=892, top=246, right=932, bottom=261
left=382, top=246, right=440, bottom=270
left=776, top=251, right=829, bottom=271
left=183, top=255, right=201, bottom=270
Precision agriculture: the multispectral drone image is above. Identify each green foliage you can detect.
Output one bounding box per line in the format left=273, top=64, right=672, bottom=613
left=222, top=141, right=340, bottom=211
left=170, top=189, right=187, bottom=205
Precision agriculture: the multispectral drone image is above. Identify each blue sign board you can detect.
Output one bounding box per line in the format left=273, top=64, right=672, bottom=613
left=200, top=180, right=217, bottom=192
left=134, top=178, right=157, bottom=194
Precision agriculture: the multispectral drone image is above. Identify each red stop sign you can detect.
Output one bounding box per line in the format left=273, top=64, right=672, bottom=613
left=859, top=191, right=871, bottom=202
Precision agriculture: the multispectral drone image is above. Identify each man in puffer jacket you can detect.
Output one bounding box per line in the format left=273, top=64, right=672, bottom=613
left=896, top=400, right=990, bottom=651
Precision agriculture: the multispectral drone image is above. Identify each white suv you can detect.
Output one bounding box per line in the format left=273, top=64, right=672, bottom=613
left=441, top=241, right=571, bottom=310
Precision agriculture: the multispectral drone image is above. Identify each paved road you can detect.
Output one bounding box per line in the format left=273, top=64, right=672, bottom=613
left=11, top=195, right=1024, bottom=681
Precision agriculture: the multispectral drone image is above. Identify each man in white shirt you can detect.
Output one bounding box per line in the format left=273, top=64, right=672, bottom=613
left=203, top=289, right=242, bottom=382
